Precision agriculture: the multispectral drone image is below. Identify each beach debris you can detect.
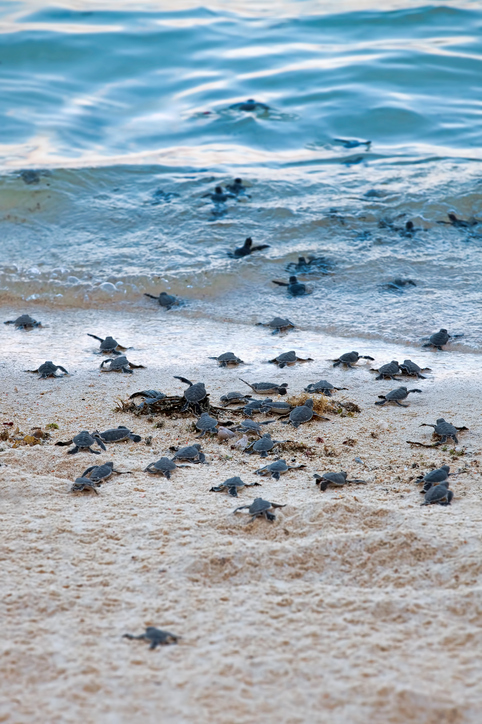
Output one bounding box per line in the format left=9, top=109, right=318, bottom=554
left=419, top=418, right=467, bottom=445
left=0, top=425, right=50, bottom=447
left=421, top=481, right=453, bottom=506
left=94, top=426, right=142, bottom=444
left=272, top=275, right=308, bottom=297
left=422, top=328, right=463, bottom=350
left=304, top=379, right=348, bottom=396
left=171, top=443, right=206, bottom=464
left=195, top=412, right=218, bottom=437
left=437, top=212, right=478, bottom=228
left=370, top=361, right=401, bottom=381
left=332, top=351, right=375, bottom=368
left=313, top=471, right=366, bottom=491
left=100, top=355, right=145, bottom=374
left=256, top=317, right=295, bottom=334
left=25, top=361, right=69, bottom=378
left=4, top=314, right=41, bottom=330
left=144, top=457, right=178, bottom=479
left=82, top=461, right=131, bottom=484
left=123, top=627, right=179, bottom=649
left=217, top=426, right=237, bottom=441
left=220, top=391, right=252, bottom=406
left=229, top=236, right=269, bottom=258
left=87, top=333, right=129, bottom=355
left=232, top=434, right=249, bottom=450
left=240, top=378, right=288, bottom=396
left=233, top=497, right=286, bottom=522
left=399, top=360, right=430, bottom=379
left=375, top=387, right=422, bottom=408
left=144, top=291, right=179, bottom=309
left=268, top=350, right=313, bottom=368
left=56, top=431, right=106, bottom=455
left=70, top=477, right=99, bottom=494
left=283, top=398, right=328, bottom=428
left=210, top=476, right=261, bottom=497
left=174, top=376, right=208, bottom=414
left=208, top=352, right=245, bottom=367
left=255, top=459, right=306, bottom=480
left=286, top=255, right=333, bottom=274
left=246, top=433, right=285, bottom=458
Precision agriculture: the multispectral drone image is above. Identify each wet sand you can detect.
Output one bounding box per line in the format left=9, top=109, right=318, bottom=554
left=1, top=313, right=481, bottom=723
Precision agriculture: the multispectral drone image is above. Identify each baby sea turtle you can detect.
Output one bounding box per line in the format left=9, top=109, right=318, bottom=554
left=286, top=256, right=333, bottom=274
left=332, top=351, right=375, bottom=368
left=240, top=378, right=288, bottom=396
left=272, top=275, right=307, bottom=297
left=229, top=237, right=269, bottom=258
left=208, top=352, right=245, bottom=367
left=255, top=459, right=305, bottom=480
left=95, top=426, right=142, bottom=444
left=230, top=99, right=269, bottom=112
left=210, top=476, right=261, bottom=497
left=226, top=178, right=251, bottom=196
left=242, top=399, right=267, bottom=416
left=82, top=461, right=129, bottom=484
left=284, top=398, right=326, bottom=428
left=220, top=391, right=252, bottom=406
left=375, top=387, right=422, bottom=407
left=87, top=333, right=128, bottom=355
left=334, top=137, right=371, bottom=149
left=202, top=186, right=236, bottom=204
left=129, top=389, right=167, bottom=410
left=259, top=400, right=293, bottom=415
left=233, top=497, right=286, bottom=522
left=25, top=361, right=69, bottom=379
left=420, top=418, right=460, bottom=444
left=100, top=356, right=145, bottom=374
left=421, top=481, right=453, bottom=506
left=236, top=418, right=274, bottom=437
left=422, top=329, right=463, bottom=350
left=304, top=380, right=347, bottom=396
left=380, top=278, right=417, bottom=292
left=123, top=627, right=179, bottom=649
left=70, top=477, right=99, bottom=494
left=144, top=291, right=178, bottom=309
left=195, top=412, right=218, bottom=437
left=144, top=457, right=178, bottom=479
left=4, top=314, right=41, bottom=330
left=415, top=465, right=451, bottom=493
left=257, top=317, right=295, bottom=335
left=313, top=471, right=366, bottom=491
left=437, top=212, right=477, bottom=228
left=268, top=350, right=313, bottom=368
left=174, top=376, right=208, bottom=413
left=246, top=433, right=284, bottom=458
left=399, top=360, right=430, bottom=379
left=172, top=444, right=206, bottom=463
left=370, top=361, right=401, bottom=380
left=57, top=431, right=107, bottom=455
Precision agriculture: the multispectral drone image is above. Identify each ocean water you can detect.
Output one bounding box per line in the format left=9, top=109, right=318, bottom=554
left=1, top=0, right=482, bottom=350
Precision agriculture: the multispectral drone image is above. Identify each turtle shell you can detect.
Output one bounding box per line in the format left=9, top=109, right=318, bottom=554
left=37, top=361, right=59, bottom=375
left=267, top=317, right=294, bottom=329
left=274, top=351, right=297, bottom=364
left=151, top=457, right=176, bottom=472
left=105, top=356, right=128, bottom=370
left=266, top=460, right=289, bottom=472
left=249, top=498, right=273, bottom=514
left=318, top=472, right=347, bottom=486
left=429, top=329, right=449, bottom=346
left=423, top=484, right=452, bottom=505
left=240, top=420, right=263, bottom=432
left=252, top=434, right=274, bottom=451
left=377, top=361, right=400, bottom=376
left=261, top=401, right=292, bottom=413
left=223, top=476, right=245, bottom=489
left=99, top=427, right=133, bottom=442
left=221, top=391, right=250, bottom=403
left=100, top=336, right=119, bottom=351
left=85, top=463, right=114, bottom=481
left=385, top=387, right=408, bottom=400
left=73, top=431, right=96, bottom=447
left=338, top=351, right=359, bottom=363
left=305, top=380, right=334, bottom=393
left=423, top=466, right=450, bottom=484
left=184, top=382, right=207, bottom=403
left=289, top=400, right=314, bottom=424
left=215, top=352, right=242, bottom=363
left=173, top=444, right=202, bottom=460
left=434, top=419, right=457, bottom=436
left=400, top=360, right=421, bottom=375
left=13, top=314, right=39, bottom=328
left=196, top=412, right=217, bottom=431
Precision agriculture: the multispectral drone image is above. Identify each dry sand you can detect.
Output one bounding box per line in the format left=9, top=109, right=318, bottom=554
left=1, top=320, right=482, bottom=723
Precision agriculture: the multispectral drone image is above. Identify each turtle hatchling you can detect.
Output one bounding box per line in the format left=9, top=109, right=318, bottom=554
left=242, top=399, right=267, bottom=416
left=313, top=471, right=366, bottom=491
left=129, top=389, right=167, bottom=410
left=399, top=360, right=430, bottom=379
left=256, top=317, right=295, bottom=335
left=220, top=391, right=252, bottom=406
left=229, top=236, right=269, bottom=258
left=233, top=497, right=286, bottom=522
left=421, top=481, right=453, bottom=506
left=82, top=461, right=129, bottom=484
left=284, top=398, right=326, bottom=428
left=172, top=444, right=206, bottom=464
left=26, top=361, right=69, bottom=379
left=57, top=431, right=106, bottom=455
left=195, top=412, right=218, bottom=437
left=422, top=328, right=463, bottom=350
left=375, top=387, right=422, bottom=407
left=174, top=376, right=208, bottom=413
left=70, top=477, right=99, bottom=494
left=144, top=291, right=179, bottom=309
left=415, top=465, right=451, bottom=493
left=268, top=351, right=313, bottom=368
left=4, top=314, right=41, bottom=330
left=332, top=351, right=374, bottom=368
left=87, top=333, right=128, bottom=355
left=240, top=378, right=288, bottom=396
left=95, top=426, right=142, bottom=444
left=371, top=361, right=401, bottom=380
left=272, top=275, right=308, bottom=297
left=236, top=419, right=273, bottom=437
left=246, top=433, right=283, bottom=458
left=304, top=380, right=347, bottom=396
left=144, top=457, right=178, bottom=479
left=123, top=627, right=179, bottom=649
left=209, top=352, right=245, bottom=367
left=420, top=418, right=462, bottom=444
left=100, top=356, right=145, bottom=374
left=210, top=476, right=261, bottom=497
left=259, top=400, right=293, bottom=415
left=255, top=459, right=305, bottom=480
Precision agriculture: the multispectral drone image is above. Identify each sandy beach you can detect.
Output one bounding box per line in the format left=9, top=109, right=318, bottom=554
left=1, top=309, right=481, bottom=723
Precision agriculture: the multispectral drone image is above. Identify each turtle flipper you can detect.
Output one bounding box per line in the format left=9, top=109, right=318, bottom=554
left=68, top=446, right=80, bottom=455
left=82, top=465, right=97, bottom=477
left=227, top=487, right=238, bottom=497
left=174, top=375, right=193, bottom=386
left=87, top=333, right=104, bottom=342
left=144, top=293, right=159, bottom=300
left=394, top=401, right=409, bottom=407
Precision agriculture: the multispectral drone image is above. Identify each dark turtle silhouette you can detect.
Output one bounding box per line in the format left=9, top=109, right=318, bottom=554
left=144, top=291, right=178, bottom=309
left=202, top=186, right=236, bottom=204
left=284, top=398, right=327, bottom=428
left=129, top=389, right=167, bottom=410
left=95, top=426, right=142, bottom=444
left=242, top=398, right=268, bottom=416
left=195, top=412, right=218, bottom=437
left=174, top=376, right=207, bottom=413
left=380, top=278, right=417, bottom=292
left=257, top=317, right=295, bottom=335
left=220, top=391, right=252, bottom=406
left=255, top=459, right=305, bottom=480
left=240, top=378, right=288, bottom=396
left=304, top=380, right=347, bottom=396
left=210, top=476, right=261, bottom=497
left=70, top=477, right=99, bottom=494
left=422, top=329, right=463, bottom=350
left=259, top=400, right=293, bottom=415
left=87, top=334, right=128, bottom=355
left=437, top=212, right=477, bottom=228
left=420, top=418, right=461, bottom=444
left=123, top=627, right=179, bottom=649
left=421, top=481, right=453, bottom=506
left=229, top=236, right=269, bottom=258
left=286, top=256, right=333, bottom=274
left=172, top=444, right=206, bottom=464
left=268, top=350, right=313, bottom=368
left=334, top=137, right=371, bottom=149
left=236, top=419, right=275, bottom=437
left=56, top=431, right=107, bottom=455
left=82, top=461, right=130, bottom=484
left=144, top=457, right=178, bottom=479
left=234, top=497, right=286, bottom=522
left=415, top=465, right=451, bottom=493
left=370, top=361, right=401, bottom=380
left=226, top=178, right=251, bottom=196
left=313, top=471, right=366, bottom=491
left=272, top=275, right=307, bottom=297
left=399, top=360, right=430, bottom=379
left=4, top=314, right=41, bottom=330
left=246, top=433, right=284, bottom=458
left=229, top=99, right=269, bottom=112
left=333, top=351, right=374, bottom=368
left=26, top=361, right=69, bottom=378
left=375, top=386, right=422, bottom=407
left=100, top=356, right=145, bottom=374
left=209, top=352, right=244, bottom=367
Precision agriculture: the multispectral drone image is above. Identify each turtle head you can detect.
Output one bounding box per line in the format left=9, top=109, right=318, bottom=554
left=215, top=186, right=223, bottom=194
left=288, top=276, right=298, bottom=283
left=244, top=237, right=253, bottom=248
left=234, top=178, right=242, bottom=184
left=436, top=418, right=446, bottom=424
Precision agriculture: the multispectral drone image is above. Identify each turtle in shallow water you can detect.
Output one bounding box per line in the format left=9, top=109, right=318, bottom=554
left=370, top=361, right=401, bottom=381
left=399, top=360, right=430, bottom=379
left=171, top=443, right=206, bottom=464
left=268, top=350, right=313, bottom=368
left=87, top=333, right=128, bottom=355
left=313, top=471, right=366, bottom=491
left=226, top=178, right=251, bottom=197
left=332, top=351, right=375, bottom=368
left=286, top=256, right=333, bottom=274
left=422, top=329, right=463, bottom=350
left=229, top=237, right=269, bottom=258
left=4, top=314, right=41, bottom=330
left=144, top=291, right=179, bottom=309
left=210, top=476, right=261, bottom=497
left=70, top=477, right=99, bottom=494
left=95, top=426, right=142, bottom=444
left=208, top=352, right=245, bottom=367
left=220, top=391, right=252, bottom=406
left=420, top=418, right=461, bottom=444
left=202, top=186, right=236, bottom=204
left=437, top=212, right=477, bottom=228
left=421, top=481, right=453, bottom=506
left=234, top=497, right=286, bottom=522
left=283, top=398, right=328, bottom=428
left=415, top=465, right=451, bottom=493
left=174, top=376, right=208, bottom=413
left=255, top=459, right=305, bottom=480
left=304, top=379, right=347, bottom=396
left=57, top=431, right=106, bottom=455
left=375, top=387, right=422, bottom=407
left=229, top=99, right=269, bottom=112
left=246, top=433, right=284, bottom=458
left=82, top=461, right=130, bottom=484
left=257, top=317, right=295, bottom=335
left=240, top=378, right=288, bottom=396
left=272, top=275, right=308, bottom=297
left=25, top=361, right=69, bottom=379
left=334, top=137, right=371, bottom=149
left=123, top=627, right=179, bottom=649
left=195, top=412, right=218, bottom=437
left=144, top=457, right=178, bottom=479
left=100, top=355, right=145, bottom=374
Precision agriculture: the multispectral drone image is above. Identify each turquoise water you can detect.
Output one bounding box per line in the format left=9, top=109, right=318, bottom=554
left=1, top=1, right=482, bottom=348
